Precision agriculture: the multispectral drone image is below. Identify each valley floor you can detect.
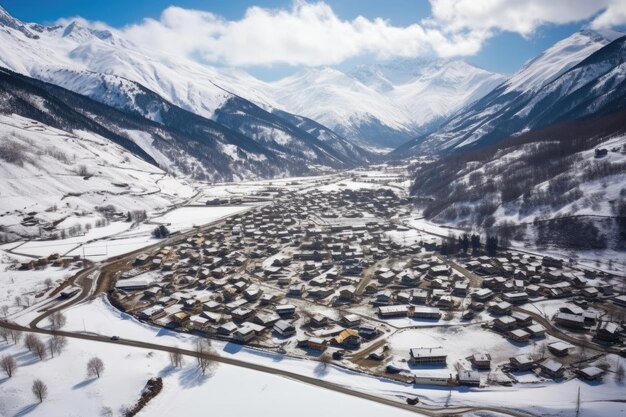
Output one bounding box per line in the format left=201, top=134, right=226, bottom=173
left=1, top=165, right=624, bottom=417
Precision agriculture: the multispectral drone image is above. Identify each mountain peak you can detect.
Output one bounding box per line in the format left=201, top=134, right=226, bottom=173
left=579, top=28, right=624, bottom=43
left=62, top=20, right=114, bottom=42
left=0, top=5, right=39, bottom=39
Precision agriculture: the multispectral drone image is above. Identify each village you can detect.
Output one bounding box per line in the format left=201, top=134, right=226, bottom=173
left=95, top=170, right=626, bottom=393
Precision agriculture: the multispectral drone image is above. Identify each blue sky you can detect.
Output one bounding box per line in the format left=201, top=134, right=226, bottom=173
left=1, top=1, right=621, bottom=80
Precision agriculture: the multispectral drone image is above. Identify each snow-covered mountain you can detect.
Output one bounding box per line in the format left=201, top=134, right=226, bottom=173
left=261, top=60, right=505, bottom=148
left=395, top=29, right=626, bottom=155
left=0, top=7, right=371, bottom=173
left=350, top=59, right=506, bottom=128
left=0, top=67, right=293, bottom=182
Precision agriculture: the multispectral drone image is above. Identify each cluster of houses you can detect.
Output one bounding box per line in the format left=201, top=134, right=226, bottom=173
left=106, top=182, right=623, bottom=389
left=112, top=187, right=416, bottom=351
left=461, top=254, right=623, bottom=345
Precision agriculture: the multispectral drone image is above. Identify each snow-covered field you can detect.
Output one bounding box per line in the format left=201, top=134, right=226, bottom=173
left=29, top=296, right=623, bottom=417
left=0, top=252, right=75, bottom=316
left=151, top=206, right=252, bottom=232
left=1, top=295, right=429, bottom=417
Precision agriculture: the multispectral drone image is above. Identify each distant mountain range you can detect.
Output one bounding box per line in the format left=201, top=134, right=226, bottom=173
left=394, top=29, right=626, bottom=156
left=0, top=5, right=625, bottom=179
left=0, top=6, right=372, bottom=180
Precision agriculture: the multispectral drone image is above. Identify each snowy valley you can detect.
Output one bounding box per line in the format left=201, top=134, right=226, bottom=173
left=0, top=4, right=625, bottom=417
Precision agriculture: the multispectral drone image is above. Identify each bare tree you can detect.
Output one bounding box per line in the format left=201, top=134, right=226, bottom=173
left=87, top=357, right=105, bottom=378
left=48, top=311, right=67, bottom=330
left=195, top=339, right=212, bottom=375
left=48, top=335, right=67, bottom=358
left=9, top=329, right=22, bottom=345
left=32, top=379, right=48, bottom=403
left=44, top=278, right=53, bottom=290
left=1, top=304, right=8, bottom=317
left=320, top=353, right=332, bottom=369
left=0, top=327, right=8, bottom=343
left=169, top=349, right=184, bottom=368
left=32, top=338, right=46, bottom=360
left=24, top=333, right=39, bottom=351
left=14, top=296, right=21, bottom=307
left=1, top=355, right=17, bottom=377
left=617, top=363, right=625, bottom=384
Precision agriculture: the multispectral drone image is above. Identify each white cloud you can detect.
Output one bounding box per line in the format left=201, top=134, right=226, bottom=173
left=427, top=0, right=616, bottom=37
left=64, top=1, right=626, bottom=67
left=120, top=2, right=487, bottom=66
left=591, top=0, right=626, bottom=29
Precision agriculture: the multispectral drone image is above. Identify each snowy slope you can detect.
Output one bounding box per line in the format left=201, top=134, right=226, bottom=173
left=408, top=108, right=626, bottom=250
left=395, top=29, right=625, bottom=155
left=0, top=113, right=193, bottom=240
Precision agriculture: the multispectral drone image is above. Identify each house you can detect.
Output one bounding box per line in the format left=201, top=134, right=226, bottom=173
left=436, top=295, right=454, bottom=309
left=595, top=322, right=621, bottom=343
left=358, top=324, right=378, bottom=339
left=509, top=355, right=534, bottom=371
left=139, top=306, right=166, bottom=321
left=409, top=347, right=447, bottom=365
left=502, top=292, right=528, bottom=305
left=170, top=311, right=191, bottom=326
left=341, top=314, right=362, bottom=327
left=216, top=321, right=238, bottom=336
left=374, top=290, right=393, bottom=305
left=576, top=366, right=605, bottom=380
left=472, top=288, right=494, bottom=301
left=411, top=289, right=429, bottom=304
left=333, top=329, right=361, bottom=349
left=452, top=281, right=469, bottom=296
left=288, top=285, right=304, bottom=297
left=428, top=265, right=449, bottom=277
left=339, top=286, right=357, bottom=301
left=231, top=307, right=255, bottom=322
left=378, top=305, right=410, bottom=318
left=310, top=314, right=330, bottom=327
left=539, top=359, right=564, bottom=378
left=306, top=337, right=328, bottom=351
left=189, top=315, right=211, bottom=331
left=554, top=312, right=585, bottom=329
left=233, top=325, right=257, bottom=343
left=275, top=304, right=296, bottom=317
left=273, top=320, right=296, bottom=337
left=526, top=323, right=546, bottom=338
left=458, top=370, right=481, bottom=386
left=494, top=316, right=517, bottom=332
left=507, top=329, right=531, bottom=342
left=548, top=341, right=574, bottom=357
left=488, top=301, right=512, bottom=315
left=413, top=372, right=455, bottom=386
left=116, top=280, right=150, bottom=291
left=412, top=307, right=441, bottom=320
left=511, top=311, right=533, bottom=327
left=471, top=353, right=491, bottom=370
